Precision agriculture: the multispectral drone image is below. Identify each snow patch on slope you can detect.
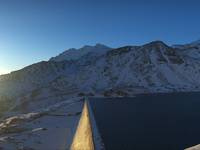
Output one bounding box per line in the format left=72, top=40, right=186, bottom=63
left=50, top=44, right=111, bottom=62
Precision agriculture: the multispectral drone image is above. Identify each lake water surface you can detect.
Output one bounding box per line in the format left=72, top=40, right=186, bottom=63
left=89, top=92, right=200, bottom=150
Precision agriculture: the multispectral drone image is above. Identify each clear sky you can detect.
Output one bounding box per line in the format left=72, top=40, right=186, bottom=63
left=0, top=0, right=200, bottom=74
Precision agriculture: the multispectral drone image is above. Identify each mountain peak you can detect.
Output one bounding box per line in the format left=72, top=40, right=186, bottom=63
left=81, top=43, right=110, bottom=49
left=173, top=39, right=200, bottom=48
left=95, top=43, right=108, bottom=47
left=142, top=40, right=169, bottom=49
left=50, top=43, right=111, bottom=62
left=190, top=39, right=200, bottom=45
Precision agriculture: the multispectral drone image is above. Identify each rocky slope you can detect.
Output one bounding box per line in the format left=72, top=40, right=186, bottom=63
left=1, top=41, right=200, bottom=116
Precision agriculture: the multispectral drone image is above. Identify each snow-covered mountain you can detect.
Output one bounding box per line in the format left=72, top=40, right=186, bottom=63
left=173, top=39, right=200, bottom=59
left=1, top=40, right=200, bottom=149
left=50, top=43, right=111, bottom=62
left=1, top=40, right=200, bottom=115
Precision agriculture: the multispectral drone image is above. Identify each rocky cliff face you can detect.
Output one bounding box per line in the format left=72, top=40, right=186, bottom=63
left=1, top=41, right=200, bottom=115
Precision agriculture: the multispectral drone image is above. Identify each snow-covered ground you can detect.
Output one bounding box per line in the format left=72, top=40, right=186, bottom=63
left=0, top=98, right=83, bottom=150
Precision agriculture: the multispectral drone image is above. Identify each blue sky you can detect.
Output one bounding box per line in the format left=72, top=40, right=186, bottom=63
left=0, top=0, right=200, bottom=74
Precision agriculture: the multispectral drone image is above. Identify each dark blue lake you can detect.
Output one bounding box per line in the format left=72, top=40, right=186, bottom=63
left=89, top=92, right=200, bottom=150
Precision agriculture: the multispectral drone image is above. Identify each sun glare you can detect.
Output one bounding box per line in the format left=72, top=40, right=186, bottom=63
left=0, top=69, right=9, bottom=75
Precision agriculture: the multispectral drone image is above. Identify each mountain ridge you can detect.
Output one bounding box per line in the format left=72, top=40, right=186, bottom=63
left=1, top=40, right=200, bottom=116
left=49, top=43, right=111, bottom=62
